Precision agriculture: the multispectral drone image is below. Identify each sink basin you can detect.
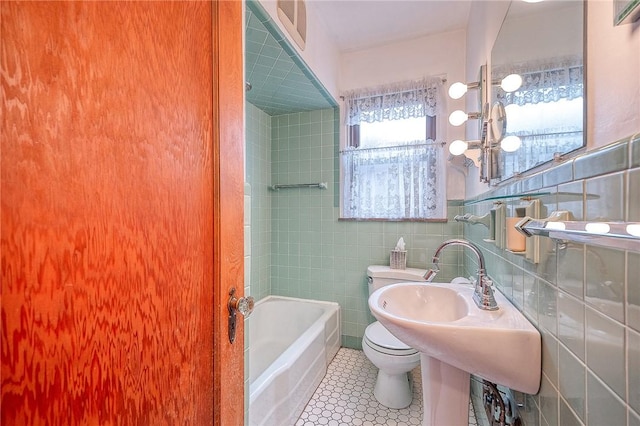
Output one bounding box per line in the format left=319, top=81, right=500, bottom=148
left=369, top=281, right=541, bottom=394
left=379, top=284, right=468, bottom=323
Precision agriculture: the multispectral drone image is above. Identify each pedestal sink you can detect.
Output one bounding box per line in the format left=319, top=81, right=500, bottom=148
left=369, top=281, right=541, bottom=426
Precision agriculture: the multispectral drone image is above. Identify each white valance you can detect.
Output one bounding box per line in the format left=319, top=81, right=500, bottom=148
left=494, top=56, right=583, bottom=106
left=342, top=78, right=443, bottom=125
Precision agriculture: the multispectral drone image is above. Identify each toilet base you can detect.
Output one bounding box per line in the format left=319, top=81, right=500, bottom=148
left=361, top=323, right=420, bottom=409
left=373, top=370, right=413, bottom=409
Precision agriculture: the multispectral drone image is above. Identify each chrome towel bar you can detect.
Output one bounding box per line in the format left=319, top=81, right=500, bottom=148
left=270, top=182, right=328, bottom=191
left=515, top=211, right=640, bottom=252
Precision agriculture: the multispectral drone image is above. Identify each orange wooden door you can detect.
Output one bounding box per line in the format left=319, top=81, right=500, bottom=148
left=1, top=1, right=244, bottom=424
left=212, top=1, right=246, bottom=424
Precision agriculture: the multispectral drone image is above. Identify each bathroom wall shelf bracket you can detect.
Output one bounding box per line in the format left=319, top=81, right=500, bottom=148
left=454, top=213, right=491, bottom=228
left=516, top=211, right=640, bottom=252
left=521, top=199, right=541, bottom=263
left=492, top=202, right=506, bottom=249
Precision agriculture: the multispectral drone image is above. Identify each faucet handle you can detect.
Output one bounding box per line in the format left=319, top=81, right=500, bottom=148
left=480, top=276, right=494, bottom=298
left=469, top=275, right=478, bottom=289
left=473, top=277, right=499, bottom=311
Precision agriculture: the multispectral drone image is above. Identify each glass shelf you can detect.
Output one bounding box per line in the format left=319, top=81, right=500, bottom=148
left=465, top=192, right=551, bottom=205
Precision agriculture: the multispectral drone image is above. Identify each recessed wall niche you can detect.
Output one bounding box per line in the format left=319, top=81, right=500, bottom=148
left=277, top=0, right=306, bottom=50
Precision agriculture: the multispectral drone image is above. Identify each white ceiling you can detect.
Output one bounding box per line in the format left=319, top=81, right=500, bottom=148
left=307, top=0, right=474, bottom=52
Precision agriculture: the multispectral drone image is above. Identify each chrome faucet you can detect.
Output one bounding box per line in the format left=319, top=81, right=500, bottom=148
left=424, top=238, right=498, bottom=311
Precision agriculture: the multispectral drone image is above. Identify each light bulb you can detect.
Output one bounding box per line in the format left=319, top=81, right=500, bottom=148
left=448, top=110, right=469, bottom=126
left=449, top=139, right=468, bottom=156
left=448, top=82, right=468, bottom=99
left=585, top=223, right=610, bottom=234
left=627, top=224, right=640, bottom=236
left=545, top=222, right=566, bottom=231
left=500, top=135, right=522, bottom=152
left=500, top=74, right=523, bottom=92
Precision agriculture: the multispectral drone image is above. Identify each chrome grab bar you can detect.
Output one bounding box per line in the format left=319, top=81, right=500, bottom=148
left=269, top=182, right=327, bottom=191
left=515, top=210, right=640, bottom=252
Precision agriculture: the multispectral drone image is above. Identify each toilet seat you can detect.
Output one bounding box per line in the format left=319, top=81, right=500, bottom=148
left=364, top=321, right=418, bottom=356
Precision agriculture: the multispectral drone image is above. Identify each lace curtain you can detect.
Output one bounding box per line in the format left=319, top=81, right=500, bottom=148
left=494, top=56, right=584, bottom=106
left=340, top=78, right=446, bottom=220
left=494, top=56, right=584, bottom=178
left=344, top=79, right=440, bottom=125
left=501, top=129, right=583, bottom=177
left=342, top=142, right=440, bottom=219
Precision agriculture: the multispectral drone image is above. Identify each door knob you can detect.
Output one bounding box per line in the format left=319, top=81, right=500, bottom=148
left=227, top=287, right=254, bottom=344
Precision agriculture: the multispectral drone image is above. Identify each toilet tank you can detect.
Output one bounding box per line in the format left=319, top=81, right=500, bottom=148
left=366, top=265, right=427, bottom=295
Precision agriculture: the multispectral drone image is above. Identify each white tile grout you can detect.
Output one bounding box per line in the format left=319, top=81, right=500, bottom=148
left=296, top=348, right=478, bottom=426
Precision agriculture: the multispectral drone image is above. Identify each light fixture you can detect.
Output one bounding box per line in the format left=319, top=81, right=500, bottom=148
left=449, top=139, right=483, bottom=156
left=627, top=224, right=640, bottom=237
left=448, top=81, right=480, bottom=100
left=446, top=65, right=497, bottom=183
left=490, top=73, right=523, bottom=93
left=500, top=135, right=522, bottom=152
left=447, top=66, right=487, bottom=100
left=449, top=139, right=468, bottom=156
left=585, top=222, right=611, bottom=234
left=499, top=74, right=523, bottom=92
left=448, top=110, right=481, bottom=126
left=516, top=214, right=640, bottom=252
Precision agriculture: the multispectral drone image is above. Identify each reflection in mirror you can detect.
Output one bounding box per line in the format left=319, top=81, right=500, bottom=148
left=491, top=0, right=584, bottom=181
left=490, top=101, right=507, bottom=142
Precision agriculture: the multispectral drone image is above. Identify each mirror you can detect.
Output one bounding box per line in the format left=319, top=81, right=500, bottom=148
left=490, top=101, right=507, bottom=142
left=491, top=0, right=585, bottom=181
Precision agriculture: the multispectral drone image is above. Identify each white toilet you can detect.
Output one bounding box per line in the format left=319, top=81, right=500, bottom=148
left=362, top=265, right=426, bottom=409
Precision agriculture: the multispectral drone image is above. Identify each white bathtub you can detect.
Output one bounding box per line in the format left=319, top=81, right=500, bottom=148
left=248, top=296, right=341, bottom=426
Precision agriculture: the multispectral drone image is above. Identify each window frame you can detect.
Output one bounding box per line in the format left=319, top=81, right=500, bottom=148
left=339, top=105, right=446, bottom=222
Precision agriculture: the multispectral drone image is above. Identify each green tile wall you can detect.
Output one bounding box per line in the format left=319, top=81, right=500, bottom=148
left=247, top=105, right=640, bottom=425
left=463, top=134, right=640, bottom=426
left=246, top=104, right=464, bottom=349
left=245, top=1, right=336, bottom=116
left=246, top=103, right=272, bottom=301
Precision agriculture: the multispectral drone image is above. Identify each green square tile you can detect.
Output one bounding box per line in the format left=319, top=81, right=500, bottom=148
left=557, top=181, right=584, bottom=221
left=558, top=345, right=586, bottom=422
left=632, top=133, right=640, bottom=168
left=586, top=371, right=626, bottom=426
left=586, top=307, right=626, bottom=399
left=543, top=161, right=574, bottom=187
left=629, top=168, right=640, bottom=222
left=574, top=138, right=628, bottom=179
left=585, top=172, right=625, bottom=221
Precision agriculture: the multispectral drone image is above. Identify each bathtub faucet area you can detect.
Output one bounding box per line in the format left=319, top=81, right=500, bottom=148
left=425, top=239, right=499, bottom=311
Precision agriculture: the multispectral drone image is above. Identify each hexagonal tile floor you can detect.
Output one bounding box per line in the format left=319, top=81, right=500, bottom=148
left=296, top=348, right=478, bottom=426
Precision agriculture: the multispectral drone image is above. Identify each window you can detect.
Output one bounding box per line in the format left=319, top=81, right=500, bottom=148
left=340, top=79, right=446, bottom=220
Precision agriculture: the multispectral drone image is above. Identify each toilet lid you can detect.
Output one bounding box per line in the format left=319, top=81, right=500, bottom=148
left=364, top=321, right=416, bottom=354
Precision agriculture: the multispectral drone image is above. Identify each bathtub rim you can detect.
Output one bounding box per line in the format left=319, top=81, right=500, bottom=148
left=247, top=295, right=341, bottom=422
